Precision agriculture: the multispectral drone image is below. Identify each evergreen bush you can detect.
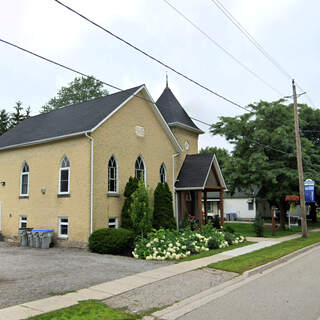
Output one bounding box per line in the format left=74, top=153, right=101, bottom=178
left=153, top=182, right=176, bottom=230
left=213, top=214, right=221, bottom=229
left=121, top=177, right=138, bottom=229
left=130, top=177, right=153, bottom=237
left=88, top=228, right=134, bottom=255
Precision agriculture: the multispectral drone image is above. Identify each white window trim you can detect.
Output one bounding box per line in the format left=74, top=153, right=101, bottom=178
left=108, top=217, right=118, bottom=228
left=59, top=167, right=70, bottom=195
left=20, top=162, right=29, bottom=197
left=135, top=155, right=147, bottom=185
left=108, top=156, right=119, bottom=194
left=19, top=216, right=27, bottom=229
left=58, top=217, right=69, bottom=238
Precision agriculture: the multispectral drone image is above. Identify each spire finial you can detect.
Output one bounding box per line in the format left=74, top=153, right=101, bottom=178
left=166, top=72, right=168, bottom=88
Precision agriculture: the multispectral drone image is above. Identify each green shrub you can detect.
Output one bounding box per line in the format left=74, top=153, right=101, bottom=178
left=208, top=237, right=220, bottom=250
left=253, top=216, right=265, bottom=237
left=181, top=214, right=199, bottom=231
left=153, top=182, right=176, bottom=230
left=121, top=177, right=138, bottom=229
left=213, top=215, right=221, bottom=230
left=224, top=232, right=235, bottom=245
left=130, top=176, right=153, bottom=237
left=89, top=228, right=134, bottom=255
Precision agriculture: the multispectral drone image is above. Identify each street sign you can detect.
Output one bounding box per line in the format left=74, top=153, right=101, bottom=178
left=304, top=179, right=315, bottom=203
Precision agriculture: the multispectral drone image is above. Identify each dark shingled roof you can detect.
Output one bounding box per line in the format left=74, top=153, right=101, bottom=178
left=175, top=153, right=214, bottom=189
left=156, top=87, right=203, bottom=133
left=0, top=85, right=142, bottom=149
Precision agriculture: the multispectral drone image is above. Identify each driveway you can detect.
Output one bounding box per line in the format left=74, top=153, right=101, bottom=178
left=0, top=242, right=172, bottom=309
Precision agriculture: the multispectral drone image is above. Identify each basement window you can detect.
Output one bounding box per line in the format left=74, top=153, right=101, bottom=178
left=58, top=217, right=69, bottom=238
left=108, top=217, right=118, bottom=229
left=19, top=216, right=27, bottom=229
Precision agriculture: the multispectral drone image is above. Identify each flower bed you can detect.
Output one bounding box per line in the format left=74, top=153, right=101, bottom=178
left=132, top=226, right=245, bottom=261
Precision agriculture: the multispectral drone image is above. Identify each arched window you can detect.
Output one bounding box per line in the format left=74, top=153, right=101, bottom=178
left=135, top=155, right=145, bottom=183
left=20, top=162, right=29, bottom=196
left=108, top=156, right=118, bottom=192
left=160, top=163, right=167, bottom=183
left=59, top=155, right=70, bottom=194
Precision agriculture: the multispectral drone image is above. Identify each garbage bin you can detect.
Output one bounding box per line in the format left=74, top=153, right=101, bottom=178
left=31, top=230, right=42, bottom=248
left=32, top=229, right=54, bottom=249
left=229, top=212, right=237, bottom=221
left=19, top=229, right=28, bottom=246
left=27, top=230, right=33, bottom=247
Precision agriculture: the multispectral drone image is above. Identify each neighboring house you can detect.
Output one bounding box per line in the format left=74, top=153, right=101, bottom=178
left=204, top=187, right=271, bottom=220
left=0, top=84, right=226, bottom=247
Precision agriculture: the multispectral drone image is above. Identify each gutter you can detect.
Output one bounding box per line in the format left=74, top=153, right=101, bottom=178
left=85, top=133, right=94, bottom=234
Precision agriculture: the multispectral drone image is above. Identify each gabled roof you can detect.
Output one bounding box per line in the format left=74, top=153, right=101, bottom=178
left=156, top=87, right=204, bottom=134
left=0, top=85, right=183, bottom=152
left=175, top=153, right=227, bottom=190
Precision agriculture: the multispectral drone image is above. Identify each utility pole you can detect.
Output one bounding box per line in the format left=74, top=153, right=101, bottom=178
left=292, top=79, right=307, bottom=238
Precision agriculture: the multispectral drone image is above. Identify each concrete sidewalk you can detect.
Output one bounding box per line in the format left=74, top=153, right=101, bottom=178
left=1, top=230, right=319, bottom=320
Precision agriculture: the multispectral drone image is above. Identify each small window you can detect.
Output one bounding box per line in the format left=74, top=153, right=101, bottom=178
left=160, top=163, right=166, bottom=183
left=248, top=202, right=254, bottom=210
left=108, top=217, right=118, bottom=229
left=20, top=162, right=29, bottom=196
left=135, top=155, right=145, bottom=183
left=58, top=217, right=69, bottom=238
left=108, top=156, right=118, bottom=192
left=59, top=156, right=70, bottom=194
left=19, top=216, right=27, bottom=229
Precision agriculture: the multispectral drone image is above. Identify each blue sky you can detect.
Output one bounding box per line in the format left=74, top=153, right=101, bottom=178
left=1, top=0, right=318, bottom=151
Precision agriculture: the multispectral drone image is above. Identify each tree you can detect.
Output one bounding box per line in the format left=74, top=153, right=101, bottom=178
left=41, top=76, right=108, bottom=113
left=153, top=182, right=176, bottom=230
left=121, top=177, right=139, bottom=229
left=130, top=176, right=153, bottom=237
left=0, top=109, right=9, bottom=135
left=210, top=100, right=320, bottom=229
left=9, top=101, right=30, bottom=129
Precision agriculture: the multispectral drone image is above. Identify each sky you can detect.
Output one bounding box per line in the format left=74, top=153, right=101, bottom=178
left=1, top=0, right=319, bottom=151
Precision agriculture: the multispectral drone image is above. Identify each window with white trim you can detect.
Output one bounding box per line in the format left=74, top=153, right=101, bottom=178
left=108, top=217, right=118, bottom=229
left=108, top=156, right=118, bottom=192
left=160, top=163, right=167, bottom=183
left=19, top=216, right=27, bottom=229
left=20, top=162, right=29, bottom=196
left=58, top=217, right=69, bottom=238
left=59, top=156, right=70, bottom=194
left=135, top=156, right=145, bottom=182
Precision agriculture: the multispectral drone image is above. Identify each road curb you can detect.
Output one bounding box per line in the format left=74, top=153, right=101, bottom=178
left=243, top=241, right=320, bottom=277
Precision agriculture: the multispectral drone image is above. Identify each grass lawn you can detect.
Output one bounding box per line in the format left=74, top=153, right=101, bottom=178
left=176, top=241, right=254, bottom=263
left=224, top=222, right=320, bottom=238
left=28, top=300, right=140, bottom=320
left=208, top=232, right=320, bottom=274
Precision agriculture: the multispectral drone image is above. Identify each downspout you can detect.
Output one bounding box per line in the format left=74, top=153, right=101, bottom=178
left=85, top=133, right=94, bottom=234
left=172, top=153, right=180, bottom=228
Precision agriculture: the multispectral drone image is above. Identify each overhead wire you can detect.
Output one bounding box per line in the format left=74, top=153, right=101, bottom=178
left=53, top=0, right=251, bottom=113
left=0, top=37, right=291, bottom=157
left=209, top=0, right=317, bottom=108
left=161, top=0, right=283, bottom=96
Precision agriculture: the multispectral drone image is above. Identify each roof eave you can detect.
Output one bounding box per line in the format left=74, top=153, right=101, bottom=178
left=168, top=122, right=204, bottom=134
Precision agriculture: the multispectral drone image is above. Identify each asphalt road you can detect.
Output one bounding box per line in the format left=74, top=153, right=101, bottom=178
left=180, top=246, right=320, bottom=320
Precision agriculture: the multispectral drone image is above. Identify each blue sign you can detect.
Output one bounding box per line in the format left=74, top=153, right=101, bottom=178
left=304, top=179, right=315, bottom=203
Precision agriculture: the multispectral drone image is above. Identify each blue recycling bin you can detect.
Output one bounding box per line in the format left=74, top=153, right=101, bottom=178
left=32, top=229, right=54, bottom=249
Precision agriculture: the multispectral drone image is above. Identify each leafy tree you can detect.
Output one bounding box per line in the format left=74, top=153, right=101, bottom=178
left=41, top=76, right=109, bottom=113
left=130, top=176, right=153, bottom=237
left=153, top=182, right=176, bottom=230
left=0, top=109, right=9, bottom=135
left=121, top=177, right=139, bottom=229
left=9, top=101, right=30, bottom=129
left=210, top=100, right=320, bottom=229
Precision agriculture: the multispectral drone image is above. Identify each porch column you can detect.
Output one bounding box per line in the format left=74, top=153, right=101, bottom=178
left=204, top=190, right=208, bottom=224
left=181, top=191, right=186, bottom=221
left=219, top=189, right=224, bottom=227
left=198, top=190, right=203, bottom=229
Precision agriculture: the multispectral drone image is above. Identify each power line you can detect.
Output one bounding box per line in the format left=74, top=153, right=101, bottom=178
left=53, top=0, right=251, bottom=113
left=0, top=37, right=291, bottom=156
left=161, top=0, right=283, bottom=96
left=209, top=0, right=318, bottom=109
